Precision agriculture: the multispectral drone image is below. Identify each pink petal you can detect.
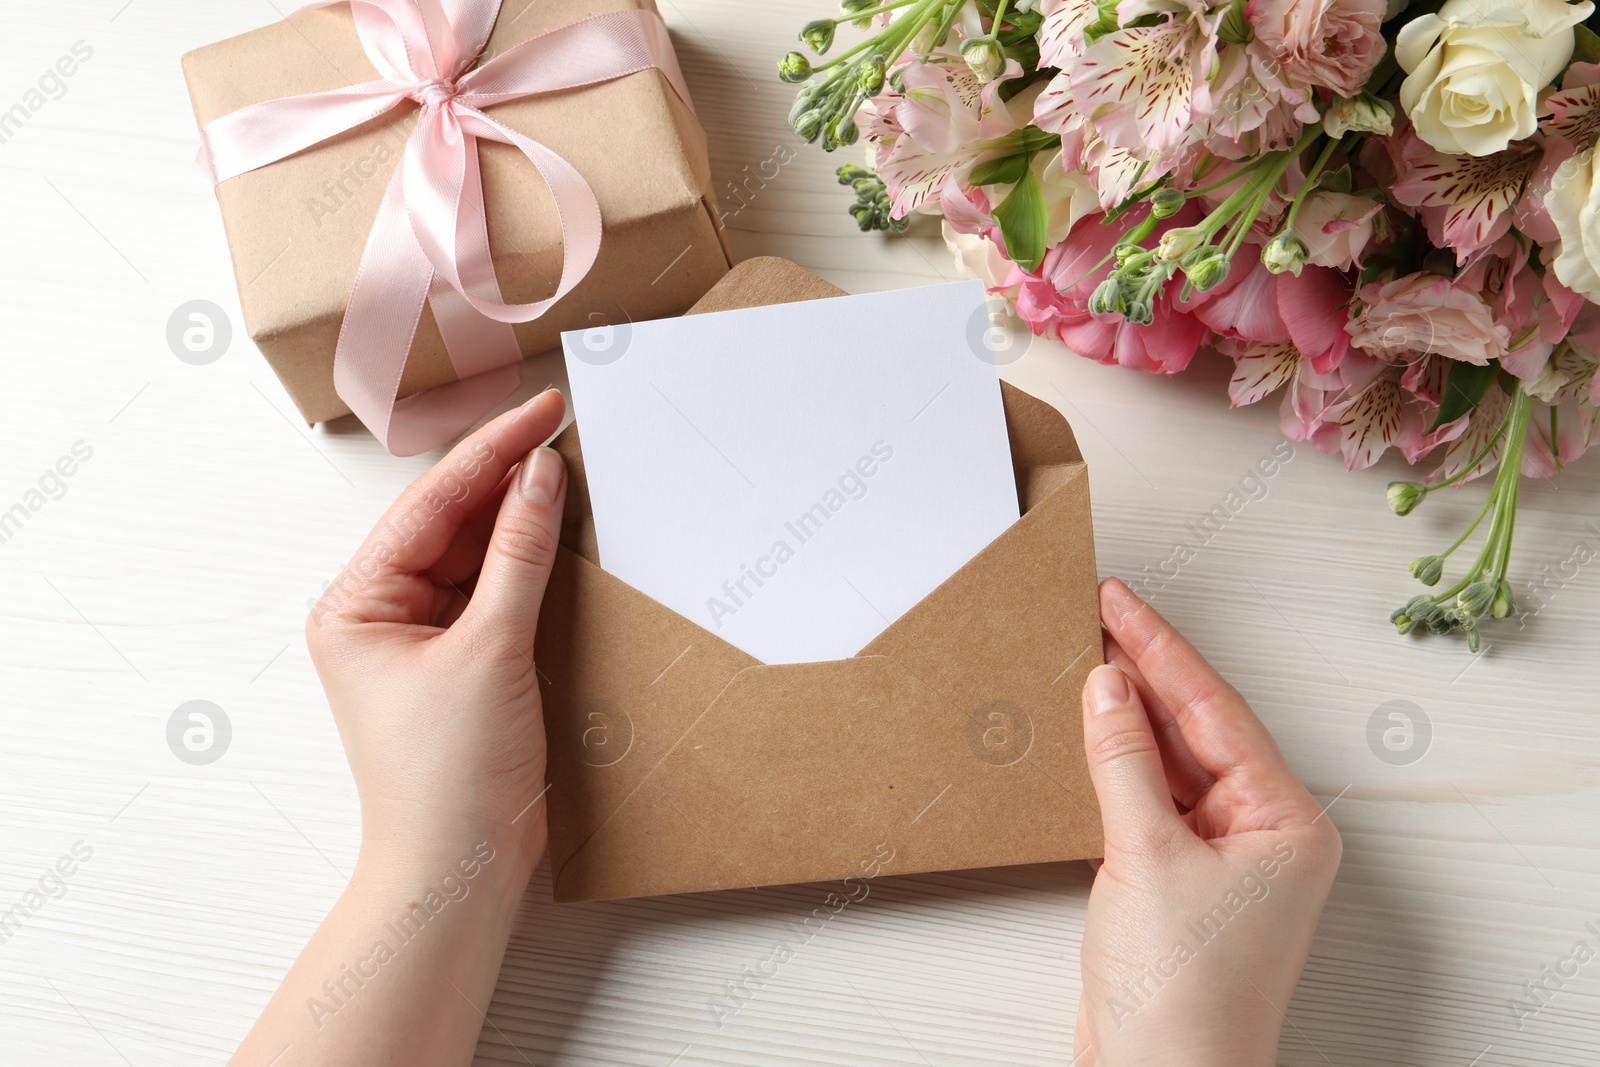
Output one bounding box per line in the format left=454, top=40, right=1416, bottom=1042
left=1193, top=258, right=1289, bottom=342
left=1276, top=266, right=1351, bottom=372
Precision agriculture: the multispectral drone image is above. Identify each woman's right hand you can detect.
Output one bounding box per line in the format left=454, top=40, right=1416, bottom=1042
left=1074, top=578, right=1343, bottom=1066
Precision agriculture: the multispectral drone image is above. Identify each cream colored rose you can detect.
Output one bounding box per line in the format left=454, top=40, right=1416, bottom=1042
left=942, top=222, right=1021, bottom=298
left=1037, top=149, right=1100, bottom=243
left=1397, top=0, right=1592, bottom=157
left=1547, top=147, right=1600, bottom=301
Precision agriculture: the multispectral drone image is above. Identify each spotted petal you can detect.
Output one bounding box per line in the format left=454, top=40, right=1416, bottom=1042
left=1334, top=369, right=1421, bottom=470
left=1037, top=0, right=1098, bottom=68
left=1068, top=21, right=1211, bottom=152
left=1392, top=142, right=1539, bottom=262
left=876, top=139, right=982, bottom=217
left=1222, top=339, right=1301, bottom=406
left=1033, top=72, right=1079, bottom=135
left=1545, top=82, right=1600, bottom=154
left=1427, top=387, right=1509, bottom=485
left=1082, top=136, right=1164, bottom=208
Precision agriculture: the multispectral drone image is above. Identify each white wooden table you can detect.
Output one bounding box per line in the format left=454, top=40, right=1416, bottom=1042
left=3, top=2, right=1598, bottom=1064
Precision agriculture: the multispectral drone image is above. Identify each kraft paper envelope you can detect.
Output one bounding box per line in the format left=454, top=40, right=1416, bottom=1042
left=536, top=257, right=1104, bottom=903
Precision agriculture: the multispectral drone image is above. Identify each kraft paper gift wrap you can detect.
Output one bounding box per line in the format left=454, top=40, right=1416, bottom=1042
left=182, top=0, right=732, bottom=426
left=536, top=258, right=1105, bottom=903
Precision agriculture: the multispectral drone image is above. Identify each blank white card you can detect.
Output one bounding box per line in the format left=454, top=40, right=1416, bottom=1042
left=561, top=280, right=1019, bottom=665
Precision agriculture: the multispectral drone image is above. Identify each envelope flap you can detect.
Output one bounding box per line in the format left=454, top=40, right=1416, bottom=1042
left=539, top=542, right=757, bottom=876
left=551, top=654, right=1099, bottom=901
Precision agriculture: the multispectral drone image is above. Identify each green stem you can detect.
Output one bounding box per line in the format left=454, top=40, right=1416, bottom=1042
left=1437, top=389, right=1531, bottom=601
left=1188, top=126, right=1321, bottom=250
left=1282, top=135, right=1339, bottom=234
left=813, top=33, right=892, bottom=72
left=1488, top=390, right=1532, bottom=582
left=907, top=0, right=964, bottom=62
left=1438, top=494, right=1492, bottom=561
left=1424, top=416, right=1511, bottom=495
left=842, top=0, right=919, bottom=21
left=813, top=0, right=939, bottom=74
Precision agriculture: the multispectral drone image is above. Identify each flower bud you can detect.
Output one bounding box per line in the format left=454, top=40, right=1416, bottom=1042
left=1157, top=226, right=1203, bottom=261
left=1403, top=594, right=1438, bottom=623
left=1464, top=622, right=1481, bottom=653
left=1391, top=600, right=1427, bottom=633
left=859, top=54, right=887, bottom=96
left=779, top=51, right=813, bottom=84
left=960, top=36, right=1006, bottom=83
left=793, top=107, right=826, bottom=143
left=836, top=163, right=872, bottom=186
left=1457, top=580, right=1494, bottom=618
left=1149, top=187, right=1186, bottom=219
left=829, top=111, right=860, bottom=148
left=1409, top=555, right=1444, bottom=586
left=801, top=19, right=837, bottom=53
left=1322, top=92, right=1396, bottom=140
left=1386, top=481, right=1425, bottom=516
left=1089, top=278, right=1130, bottom=317
left=1179, top=247, right=1229, bottom=291
left=1123, top=291, right=1157, bottom=326
left=840, top=0, right=876, bottom=28
left=1491, top=579, right=1516, bottom=619
left=1262, top=231, right=1309, bottom=276
left=789, top=81, right=823, bottom=125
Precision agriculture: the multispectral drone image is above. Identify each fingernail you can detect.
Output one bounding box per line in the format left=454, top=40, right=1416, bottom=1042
left=1086, top=665, right=1128, bottom=716
left=518, top=446, right=563, bottom=504
left=519, top=386, right=559, bottom=412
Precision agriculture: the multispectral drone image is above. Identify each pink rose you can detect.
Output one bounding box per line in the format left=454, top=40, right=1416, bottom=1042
left=1348, top=273, right=1510, bottom=364
left=1014, top=207, right=1209, bottom=373
left=1248, top=0, right=1388, bottom=97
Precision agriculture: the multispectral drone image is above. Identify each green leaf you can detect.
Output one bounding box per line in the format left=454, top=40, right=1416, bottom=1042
left=1433, top=361, right=1500, bottom=430
left=1574, top=24, right=1600, bottom=67
left=1016, top=126, right=1061, bottom=155
left=969, top=153, right=1030, bottom=186
left=966, top=128, right=1060, bottom=186
left=993, top=165, right=1049, bottom=272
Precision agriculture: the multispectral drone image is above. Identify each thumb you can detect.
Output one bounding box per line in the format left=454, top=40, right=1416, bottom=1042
left=462, top=444, right=567, bottom=656
left=1081, top=664, right=1183, bottom=854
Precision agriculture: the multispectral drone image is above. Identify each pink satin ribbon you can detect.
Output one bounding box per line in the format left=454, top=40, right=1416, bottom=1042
left=198, top=0, right=692, bottom=455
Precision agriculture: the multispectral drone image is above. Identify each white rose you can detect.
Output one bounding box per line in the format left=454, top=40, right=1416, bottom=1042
left=942, top=222, right=1021, bottom=298
left=1548, top=147, right=1600, bottom=301
left=1036, top=149, right=1100, bottom=242
left=1396, top=0, right=1593, bottom=157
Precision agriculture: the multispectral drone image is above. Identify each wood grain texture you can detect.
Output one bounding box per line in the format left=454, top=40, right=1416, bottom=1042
left=0, top=1, right=1596, bottom=1065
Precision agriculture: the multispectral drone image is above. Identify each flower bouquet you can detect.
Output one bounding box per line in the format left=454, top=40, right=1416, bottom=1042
left=778, top=0, right=1600, bottom=650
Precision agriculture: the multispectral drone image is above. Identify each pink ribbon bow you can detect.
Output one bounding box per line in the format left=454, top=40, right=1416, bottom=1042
left=198, top=0, right=691, bottom=455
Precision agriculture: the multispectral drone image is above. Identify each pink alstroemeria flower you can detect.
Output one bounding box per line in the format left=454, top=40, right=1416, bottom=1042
left=1185, top=251, right=1353, bottom=372
left=1390, top=124, right=1541, bottom=264
left=857, top=54, right=1023, bottom=219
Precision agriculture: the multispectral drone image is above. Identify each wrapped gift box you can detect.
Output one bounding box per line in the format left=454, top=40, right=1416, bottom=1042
left=182, top=0, right=731, bottom=425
